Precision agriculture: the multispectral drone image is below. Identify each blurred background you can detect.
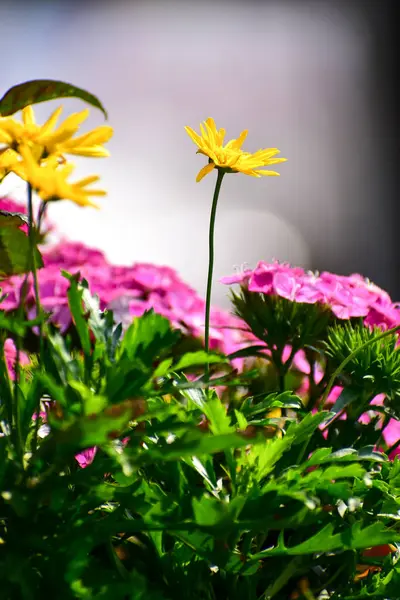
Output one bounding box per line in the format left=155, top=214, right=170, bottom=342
left=0, top=0, right=399, bottom=308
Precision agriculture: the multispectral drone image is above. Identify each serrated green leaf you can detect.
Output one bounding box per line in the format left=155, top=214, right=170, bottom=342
left=204, top=395, right=235, bottom=435
left=250, top=521, right=400, bottom=558
left=0, top=79, right=107, bottom=118
left=121, top=310, right=179, bottom=366
left=286, top=411, right=330, bottom=445
left=306, top=446, right=386, bottom=467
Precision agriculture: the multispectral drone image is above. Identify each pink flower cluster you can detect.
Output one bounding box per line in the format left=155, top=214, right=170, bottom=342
left=1, top=244, right=251, bottom=357
left=0, top=197, right=252, bottom=359
left=221, top=261, right=400, bottom=329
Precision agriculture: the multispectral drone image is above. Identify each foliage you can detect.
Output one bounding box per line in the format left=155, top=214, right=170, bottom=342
left=0, top=275, right=399, bottom=599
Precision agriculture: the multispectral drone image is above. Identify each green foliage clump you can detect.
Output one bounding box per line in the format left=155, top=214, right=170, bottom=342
left=0, top=276, right=399, bottom=600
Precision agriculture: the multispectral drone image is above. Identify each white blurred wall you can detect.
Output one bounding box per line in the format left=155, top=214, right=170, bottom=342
left=0, top=0, right=373, bottom=307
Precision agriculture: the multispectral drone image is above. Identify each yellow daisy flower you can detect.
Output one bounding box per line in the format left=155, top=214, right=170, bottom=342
left=19, top=145, right=106, bottom=208
left=185, top=117, right=287, bottom=182
left=0, top=104, right=113, bottom=162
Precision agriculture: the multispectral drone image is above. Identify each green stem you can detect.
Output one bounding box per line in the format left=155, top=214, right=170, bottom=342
left=27, top=183, right=45, bottom=452
left=36, top=201, right=47, bottom=231
left=204, top=169, right=225, bottom=381
left=321, top=324, right=400, bottom=407
left=27, top=183, right=43, bottom=342
left=12, top=276, right=30, bottom=464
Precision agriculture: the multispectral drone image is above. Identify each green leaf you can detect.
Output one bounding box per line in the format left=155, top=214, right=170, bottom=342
left=0, top=79, right=107, bottom=118
left=136, top=432, right=258, bottom=464
left=121, top=310, right=179, bottom=366
left=153, top=357, right=174, bottom=378
left=0, top=227, right=43, bottom=277
left=45, top=398, right=137, bottom=451
left=19, top=375, right=44, bottom=441
left=0, top=210, right=28, bottom=228
left=189, top=456, right=218, bottom=491
left=0, top=312, right=45, bottom=337
left=285, top=411, right=330, bottom=446
left=256, top=412, right=330, bottom=480
left=227, top=344, right=269, bottom=360
left=64, top=273, right=91, bottom=355
left=68, top=381, right=108, bottom=416
left=192, top=496, right=228, bottom=527
left=250, top=521, right=400, bottom=557
left=173, top=350, right=227, bottom=371
left=242, top=392, right=302, bottom=418
left=313, top=463, right=365, bottom=481
left=81, top=284, right=107, bottom=343
left=329, top=387, right=359, bottom=417
left=204, top=395, right=235, bottom=435
left=179, top=382, right=208, bottom=411
left=0, top=339, right=13, bottom=427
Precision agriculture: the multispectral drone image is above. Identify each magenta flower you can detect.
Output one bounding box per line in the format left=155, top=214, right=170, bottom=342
left=43, top=240, right=107, bottom=269
left=3, top=338, right=29, bottom=379
left=0, top=234, right=254, bottom=361
left=382, top=419, right=400, bottom=458
left=75, top=447, right=97, bottom=468
left=221, top=261, right=400, bottom=328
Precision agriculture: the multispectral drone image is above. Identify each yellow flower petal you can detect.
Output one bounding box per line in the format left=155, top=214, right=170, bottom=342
left=0, top=128, right=13, bottom=144
left=184, top=126, right=202, bottom=148
left=216, top=127, right=226, bottom=146
left=22, top=106, right=35, bottom=126
left=199, top=123, right=209, bottom=142
left=196, top=162, right=215, bottom=182
left=251, top=148, right=280, bottom=160
left=19, top=143, right=105, bottom=208
left=0, top=148, right=20, bottom=167
left=40, top=106, right=63, bottom=136
left=255, top=169, right=280, bottom=176
left=226, top=129, right=248, bottom=150
left=64, top=146, right=110, bottom=158
left=264, top=157, right=288, bottom=165
left=62, top=125, right=114, bottom=148
left=76, top=175, right=101, bottom=187
left=205, top=117, right=217, bottom=134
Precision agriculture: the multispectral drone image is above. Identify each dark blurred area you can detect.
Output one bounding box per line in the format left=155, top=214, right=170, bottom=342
left=1, top=0, right=399, bottom=305
left=313, top=0, right=400, bottom=297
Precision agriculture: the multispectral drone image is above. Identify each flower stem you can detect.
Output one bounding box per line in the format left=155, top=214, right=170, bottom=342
left=204, top=169, right=225, bottom=380
left=27, top=183, right=45, bottom=452
left=27, top=183, right=43, bottom=350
